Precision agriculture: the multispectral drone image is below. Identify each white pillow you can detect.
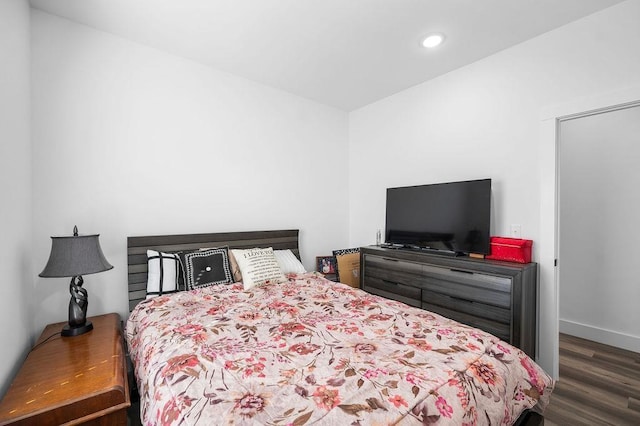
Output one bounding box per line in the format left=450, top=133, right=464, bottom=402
left=146, top=250, right=180, bottom=299
left=231, top=247, right=287, bottom=290
left=274, top=249, right=306, bottom=274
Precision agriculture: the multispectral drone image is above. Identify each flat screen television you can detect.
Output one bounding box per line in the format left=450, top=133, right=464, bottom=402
left=385, top=178, right=491, bottom=255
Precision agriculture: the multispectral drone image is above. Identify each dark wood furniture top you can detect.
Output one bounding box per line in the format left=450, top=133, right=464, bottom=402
left=360, top=246, right=538, bottom=358
left=0, top=313, right=130, bottom=426
left=127, top=229, right=300, bottom=311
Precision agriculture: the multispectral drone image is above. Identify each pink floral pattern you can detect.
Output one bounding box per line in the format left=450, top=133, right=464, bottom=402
left=126, top=272, right=553, bottom=425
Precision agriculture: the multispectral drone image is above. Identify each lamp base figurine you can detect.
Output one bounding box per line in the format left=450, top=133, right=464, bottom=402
left=62, top=275, right=93, bottom=337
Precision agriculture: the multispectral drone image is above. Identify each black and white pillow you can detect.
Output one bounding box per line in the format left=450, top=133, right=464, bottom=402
left=146, top=250, right=180, bottom=299
left=179, top=247, right=234, bottom=290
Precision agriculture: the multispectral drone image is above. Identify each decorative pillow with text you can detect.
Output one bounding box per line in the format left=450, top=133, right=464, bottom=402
left=231, top=247, right=287, bottom=290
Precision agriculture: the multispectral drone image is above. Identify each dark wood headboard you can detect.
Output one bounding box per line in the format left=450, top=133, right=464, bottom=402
left=127, top=229, right=300, bottom=311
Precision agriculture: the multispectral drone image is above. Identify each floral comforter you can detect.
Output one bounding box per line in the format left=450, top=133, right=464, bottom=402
left=126, top=273, right=553, bottom=425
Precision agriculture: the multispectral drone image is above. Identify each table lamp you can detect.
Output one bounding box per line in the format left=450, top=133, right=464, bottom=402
left=39, top=226, right=113, bottom=337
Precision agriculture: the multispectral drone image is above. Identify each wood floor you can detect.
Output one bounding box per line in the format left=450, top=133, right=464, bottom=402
left=544, top=333, right=640, bottom=425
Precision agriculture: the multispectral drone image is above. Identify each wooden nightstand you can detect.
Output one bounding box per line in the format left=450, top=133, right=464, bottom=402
left=0, top=313, right=130, bottom=425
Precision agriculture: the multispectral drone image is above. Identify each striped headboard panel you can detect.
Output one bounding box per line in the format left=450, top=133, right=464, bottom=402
left=127, top=229, right=300, bottom=311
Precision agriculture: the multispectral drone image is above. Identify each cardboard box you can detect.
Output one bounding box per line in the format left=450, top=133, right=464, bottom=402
left=333, top=249, right=360, bottom=288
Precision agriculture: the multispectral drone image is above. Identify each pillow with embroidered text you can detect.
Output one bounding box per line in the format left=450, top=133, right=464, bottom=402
left=231, top=247, right=287, bottom=290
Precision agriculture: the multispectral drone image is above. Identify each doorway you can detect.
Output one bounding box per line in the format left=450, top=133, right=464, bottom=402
left=557, top=104, right=640, bottom=352
left=538, top=87, right=640, bottom=380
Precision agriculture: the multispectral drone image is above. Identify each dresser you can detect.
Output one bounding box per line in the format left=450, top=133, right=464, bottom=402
left=360, top=246, right=537, bottom=358
left=0, top=313, right=130, bottom=425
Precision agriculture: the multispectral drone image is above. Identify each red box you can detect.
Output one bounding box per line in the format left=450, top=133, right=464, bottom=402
left=485, top=237, right=532, bottom=263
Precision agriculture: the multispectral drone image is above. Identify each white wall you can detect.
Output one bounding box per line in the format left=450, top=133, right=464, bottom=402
left=0, top=0, right=32, bottom=397
left=558, top=105, right=640, bottom=352
left=31, top=11, right=349, bottom=332
left=14, top=0, right=640, bottom=385
left=348, top=0, right=640, bottom=374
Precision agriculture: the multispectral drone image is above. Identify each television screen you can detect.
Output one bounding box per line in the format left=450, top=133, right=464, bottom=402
left=385, top=179, right=491, bottom=255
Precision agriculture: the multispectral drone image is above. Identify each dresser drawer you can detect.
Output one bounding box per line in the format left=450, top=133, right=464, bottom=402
left=364, top=254, right=423, bottom=276
left=422, top=302, right=511, bottom=342
left=363, top=276, right=421, bottom=308
left=418, top=270, right=512, bottom=309
left=420, top=279, right=511, bottom=308
left=422, top=264, right=513, bottom=293
left=422, top=291, right=511, bottom=324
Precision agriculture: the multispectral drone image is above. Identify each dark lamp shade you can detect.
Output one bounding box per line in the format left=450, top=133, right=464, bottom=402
left=40, top=234, right=113, bottom=278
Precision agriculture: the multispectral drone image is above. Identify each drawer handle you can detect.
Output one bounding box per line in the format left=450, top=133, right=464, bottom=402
left=382, top=279, right=400, bottom=286
left=382, top=258, right=400, bottom=262
left=450, top=268, right=473, bottom=275
left=448, top=295, right=471, bottom=303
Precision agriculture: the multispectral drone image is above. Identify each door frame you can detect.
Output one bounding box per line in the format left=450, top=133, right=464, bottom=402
left=538, top=86, right=640, bottom=379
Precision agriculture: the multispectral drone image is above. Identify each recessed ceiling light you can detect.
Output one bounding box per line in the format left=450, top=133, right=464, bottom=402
left=422, top=33, right=444, bottom=49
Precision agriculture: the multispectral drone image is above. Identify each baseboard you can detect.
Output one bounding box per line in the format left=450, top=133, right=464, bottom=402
left=559, top=319, right=640, bottom=353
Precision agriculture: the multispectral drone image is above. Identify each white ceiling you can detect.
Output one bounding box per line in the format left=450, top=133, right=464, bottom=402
left=30, top=0, right=625, bottom=111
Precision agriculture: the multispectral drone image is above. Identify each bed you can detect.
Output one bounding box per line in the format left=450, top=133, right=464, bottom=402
left=125, top=230, right=553, bottom=425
